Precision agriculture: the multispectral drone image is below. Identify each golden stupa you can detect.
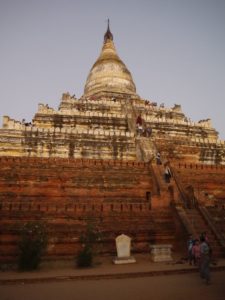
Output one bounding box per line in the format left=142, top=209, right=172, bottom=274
left=84, top=21, right=137, bottom=97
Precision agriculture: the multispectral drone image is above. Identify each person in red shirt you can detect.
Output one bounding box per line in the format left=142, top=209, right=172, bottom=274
left=192, top=239, right=201, bottom=266
left=136, top=114, right=143, bottom=136
left=136, top=114, right=142, bottom=126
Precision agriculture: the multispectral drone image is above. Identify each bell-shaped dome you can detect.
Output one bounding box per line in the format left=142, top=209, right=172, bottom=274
left=83, top=22, right=137, bottom=97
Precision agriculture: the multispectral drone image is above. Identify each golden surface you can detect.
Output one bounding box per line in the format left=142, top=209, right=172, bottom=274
left=84, top=38, right=137, bottom=96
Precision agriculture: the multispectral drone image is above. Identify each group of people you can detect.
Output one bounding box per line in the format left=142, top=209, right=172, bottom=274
left=187, top=232, right=211, bottom=285
left=136, top=114, right=152, bottom=137
left=22, top=119, right=32, bottom=127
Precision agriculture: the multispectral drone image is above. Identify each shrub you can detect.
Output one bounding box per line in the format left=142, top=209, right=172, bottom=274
left=18, top=221, right=48, bottom=271
left=76, top=246, right=93, bottom=267
left=76, top=223, right=100, bottom=268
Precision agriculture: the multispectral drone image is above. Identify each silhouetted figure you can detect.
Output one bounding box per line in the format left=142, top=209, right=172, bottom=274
left=200, top=236, right=211, bottom=285
left=164, top=163, right=172, bottom=183
left=156, top=152, right=162, bottom=165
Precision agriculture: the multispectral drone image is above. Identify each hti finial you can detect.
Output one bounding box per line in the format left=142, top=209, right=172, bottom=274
left=104, top=18, right=113, bottom=42
left=107, top=18, right=110, bottom=30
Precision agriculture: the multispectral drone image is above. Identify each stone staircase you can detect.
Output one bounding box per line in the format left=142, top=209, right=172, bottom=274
left=136, top=138, right=156, bottom=162
left=186, top=208, right=223, bottom=258
left=149, top=158, right=225, bottom=258
left=122, top=99, right=137, bottom=134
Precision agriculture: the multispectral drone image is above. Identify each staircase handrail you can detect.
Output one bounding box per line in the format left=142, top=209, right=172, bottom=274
left=123, top=99, right=137, bottom=133
left=149, top=163, right=161, bottom=195
left=198, top=205, right=225, bottom=251
left=173, top=204, right=196, bottom=236
left=170, top=166, right=189, bottom=208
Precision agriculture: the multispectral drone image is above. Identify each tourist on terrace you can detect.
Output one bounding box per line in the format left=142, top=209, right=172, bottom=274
left=136, top=114, right=143, bottom=136
left=136, top=114, right=142, bottom=126
left=136, top=123, right=144, bottom=136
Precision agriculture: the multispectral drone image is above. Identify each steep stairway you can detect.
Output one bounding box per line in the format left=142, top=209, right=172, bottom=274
left=136, top=138, right=156, bottom=162
left=122, top=99, right=137, bottom=134
left=183, top=207, right=223, bottom=258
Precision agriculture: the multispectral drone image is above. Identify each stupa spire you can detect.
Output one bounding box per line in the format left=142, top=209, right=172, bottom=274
left=83, top=21, right=137, bottom=97
left=104, top=19, right=113, bottom=42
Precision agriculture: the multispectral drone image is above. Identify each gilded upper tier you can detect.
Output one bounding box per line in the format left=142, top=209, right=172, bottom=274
left=83, top=24, right=137, bottom=97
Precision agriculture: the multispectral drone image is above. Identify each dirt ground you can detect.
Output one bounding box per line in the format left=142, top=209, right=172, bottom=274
left=1, top=270, right=225, bottom=300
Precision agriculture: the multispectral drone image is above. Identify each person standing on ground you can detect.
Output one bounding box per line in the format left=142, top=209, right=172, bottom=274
left=187, top=235, right=194, bottom=265
left=200, top=236, right=211, bottom=285
left=192, top=239, right=201, bottom=267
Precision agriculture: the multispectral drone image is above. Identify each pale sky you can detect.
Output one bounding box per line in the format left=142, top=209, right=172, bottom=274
left=1, top=0, right=225, bottom=138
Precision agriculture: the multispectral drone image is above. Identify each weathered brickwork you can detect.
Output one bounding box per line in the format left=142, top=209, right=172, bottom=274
left=0, top=157, right=181, bottom=262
